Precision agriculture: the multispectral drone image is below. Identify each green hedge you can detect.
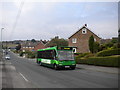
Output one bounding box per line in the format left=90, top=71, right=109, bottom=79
left=74, top=53, right=82, bottom=55
left=75, top=53, right=91, bottom=59
left=76, top=55, right=119, bottom=67
left=19, top=51, right=25, bottom=56
left=19, top=51, right=37, bottom=58
left=26, top=51, right=36, bottom=58
left=96, top=48, right=120, bottom=57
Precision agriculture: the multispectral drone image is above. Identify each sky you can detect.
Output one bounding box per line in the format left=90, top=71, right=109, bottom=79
left=0, top=0, right=119, bottom=41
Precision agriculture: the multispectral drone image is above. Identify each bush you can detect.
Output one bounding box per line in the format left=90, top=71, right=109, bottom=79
left=26, top=51, right=36, bottom=58
left=74, top=53, right=82, bottom=55
left=76, top=53, right=91, bottom=59
left=13, top=50, right=18, bottom=53
left=96, top=48, right=120, bottom=57
left=19, top=50, right=37, bottom=58
left=84, top=53, right=95, bottom=58
left=19, top=51, right=25, bottom=56
left=76, top=55, right=119, bottom=67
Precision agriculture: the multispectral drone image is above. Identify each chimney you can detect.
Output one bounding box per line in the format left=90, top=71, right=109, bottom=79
left=85, top=24, right=87, bottom=27
left=55, top=36, right=59, bottom=39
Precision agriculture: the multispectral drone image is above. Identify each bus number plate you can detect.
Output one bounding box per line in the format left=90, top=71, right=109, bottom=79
left=65, top=66, right=70, bottom=68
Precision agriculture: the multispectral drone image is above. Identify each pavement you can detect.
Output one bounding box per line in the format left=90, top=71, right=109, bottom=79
left=0, top=60, right=2, bottom=89
left=1, top=52, right=36, bottom=88
left=0, top=52, right=2, bottom=89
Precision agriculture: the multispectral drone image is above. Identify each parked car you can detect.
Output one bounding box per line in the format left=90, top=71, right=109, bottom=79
left=5, top=55, right=10, bottom=60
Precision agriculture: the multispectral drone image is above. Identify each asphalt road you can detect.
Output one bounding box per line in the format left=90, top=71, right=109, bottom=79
left=2, top=52, right=118, bottom=88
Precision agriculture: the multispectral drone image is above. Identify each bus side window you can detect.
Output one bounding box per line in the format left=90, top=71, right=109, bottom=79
left=38, top=51, right=42, bottom=58
left=50, top=50, right=54, bottom=60
left=53, top=50, right=57, bottom=60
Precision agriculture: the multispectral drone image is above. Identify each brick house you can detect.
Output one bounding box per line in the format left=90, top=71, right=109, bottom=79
left=68, top=24, right=101, bottom=53
left=34, top=40, right=48, bottom=51
left=21, top=40, right=48, bottom=52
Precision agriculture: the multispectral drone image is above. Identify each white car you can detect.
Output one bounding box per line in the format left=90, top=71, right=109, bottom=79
left=5, top=55, right=10, bottom=60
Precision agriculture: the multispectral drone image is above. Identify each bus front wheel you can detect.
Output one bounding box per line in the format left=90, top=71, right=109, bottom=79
left=70, top=66, right=75, bottom=70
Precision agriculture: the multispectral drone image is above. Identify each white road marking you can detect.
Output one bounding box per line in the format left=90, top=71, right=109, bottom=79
left=19, top=72, right=29, bottom=82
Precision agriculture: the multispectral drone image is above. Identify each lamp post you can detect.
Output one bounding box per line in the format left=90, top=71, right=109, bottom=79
left=118, top=28, right=120, bottom=48
left=1, top=28, right=4, bottom=52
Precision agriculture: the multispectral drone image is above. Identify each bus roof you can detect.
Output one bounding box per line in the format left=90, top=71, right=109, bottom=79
left=37, top=46, right=57, bottom=51
left=37, top=46, right=74, bottom=51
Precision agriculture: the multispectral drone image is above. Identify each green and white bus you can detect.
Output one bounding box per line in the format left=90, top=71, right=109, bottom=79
left=36, top=46, right=76, bottom=70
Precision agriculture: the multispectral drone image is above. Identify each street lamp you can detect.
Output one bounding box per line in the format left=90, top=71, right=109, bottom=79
left=1, top=28, right=4, bottom=52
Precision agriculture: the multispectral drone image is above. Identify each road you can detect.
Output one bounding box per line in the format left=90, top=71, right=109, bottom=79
left=1, top=52, right=118, bottom=88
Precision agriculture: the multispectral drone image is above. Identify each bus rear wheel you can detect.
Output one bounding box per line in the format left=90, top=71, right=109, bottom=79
left=38, top=61, right=42, bottom=66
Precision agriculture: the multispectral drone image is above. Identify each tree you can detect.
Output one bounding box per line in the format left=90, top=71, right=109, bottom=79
left=94, top=42, right=100, bottom=53
left=31, top=39, right=36, bottom=43
left=89, top=35, right=94, bottom=53
left=46, top=36, right=68, bottom=47
left=16, top=44, right=21, bottom=52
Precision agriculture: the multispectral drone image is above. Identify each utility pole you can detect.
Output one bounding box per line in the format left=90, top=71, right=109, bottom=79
left=1, top=28, right=4, bottom=52
left=0, top=28, right=4, bottom=61
left=118, top=28, right=120, bottom=48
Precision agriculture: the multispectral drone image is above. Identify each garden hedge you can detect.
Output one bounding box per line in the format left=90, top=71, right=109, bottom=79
left=96, top=48, right=120, bottom=57
left=76, top=55, right=119, bottom=67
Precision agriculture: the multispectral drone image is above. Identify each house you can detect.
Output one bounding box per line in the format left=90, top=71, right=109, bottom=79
left=100, top=37, right=118, bottom=45
left=21, top=41, right=37, bottom=52
left=68, top=24, right=101, bottom=53
left=34, top=40, right=49, bottom=51
left=21, top=40, right=49, bottom=52
left=100, top=39, right=112, bottom=44
left=2, top=41, right=18, bottom=50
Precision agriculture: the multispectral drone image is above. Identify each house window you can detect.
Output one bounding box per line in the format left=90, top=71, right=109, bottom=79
left=82, top=28, right=87, bottom=34
left=72, top=38, right=77, bottom=43
left=94, top=38, right=96, bottom=42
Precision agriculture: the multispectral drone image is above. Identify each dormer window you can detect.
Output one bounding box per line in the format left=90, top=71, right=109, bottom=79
left=82, top=28, right=87, bottom=34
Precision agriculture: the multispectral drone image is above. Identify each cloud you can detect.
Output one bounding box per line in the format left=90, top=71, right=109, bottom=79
left=12, top=0, right=35, bottom=15
left=1, top=0, right=119, bottom=2
left=0, top=2, right=118, bottom=41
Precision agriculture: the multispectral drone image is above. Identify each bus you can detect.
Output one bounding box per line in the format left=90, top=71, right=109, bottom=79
left=36, top=46, right=76, bottom=70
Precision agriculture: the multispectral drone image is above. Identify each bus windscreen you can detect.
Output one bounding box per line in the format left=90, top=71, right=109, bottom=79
left=58, top=51, right=74, bottom=60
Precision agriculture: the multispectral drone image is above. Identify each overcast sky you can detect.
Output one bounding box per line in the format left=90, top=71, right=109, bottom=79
left=0, top=0, right=119, bottom=41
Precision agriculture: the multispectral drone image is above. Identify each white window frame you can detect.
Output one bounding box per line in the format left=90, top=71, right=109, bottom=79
left=73, top=48, right=77, bottom=53
left=82, top=28, right=87, bottom=34
left=22, top=50, right=25, bottom=52
left=72, top=38, right=77, bottom=43
left=94, top=38, right=97, bottom=42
